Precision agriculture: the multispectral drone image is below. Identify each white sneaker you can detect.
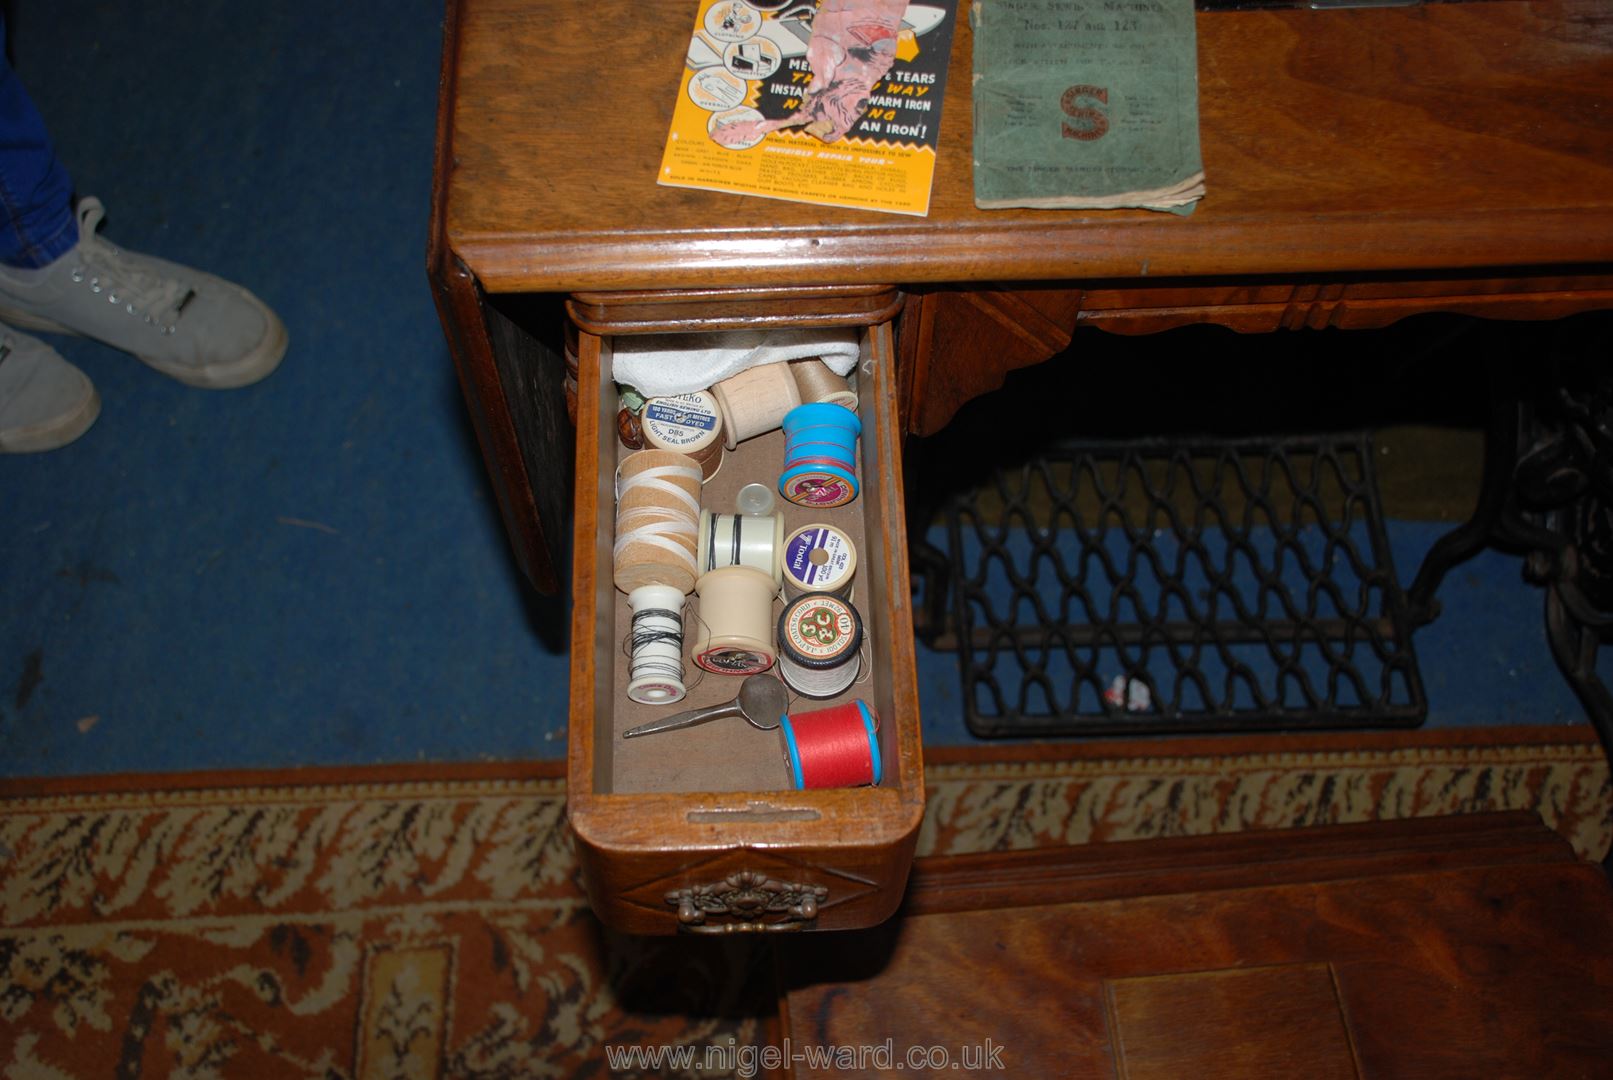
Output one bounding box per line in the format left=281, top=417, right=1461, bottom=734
left=0, top=327, right=100, bottom=453
left=0, top=197, right=287, bottom=389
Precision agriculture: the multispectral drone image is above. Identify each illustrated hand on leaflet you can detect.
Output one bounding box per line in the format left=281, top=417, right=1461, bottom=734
left=712, top=0, right=909, bottom=146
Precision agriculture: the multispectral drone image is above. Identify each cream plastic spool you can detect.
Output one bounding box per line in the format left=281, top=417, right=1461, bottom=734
left=691, top=565, right=778, bottom=675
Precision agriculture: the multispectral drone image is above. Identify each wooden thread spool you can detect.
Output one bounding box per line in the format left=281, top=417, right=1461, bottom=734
left=711, top=361, right=802, bottom=449
left=698, top=509, right=784, bottom=587
left=782, top=522, right=857, bottom=597
left=789, top=357, right=858, bottom=411
left=691, top=565, right=778, bottom=674
left=640, top=390, right=725, bottom=481
left=780, top=700, right=882, bottom=789
left=776, top=593, right=863, bottom=699
left=613, top=449, right=703, bottom=594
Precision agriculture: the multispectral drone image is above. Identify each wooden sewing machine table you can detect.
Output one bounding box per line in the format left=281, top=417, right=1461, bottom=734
left=430, top=0, right=1613, bottom=596
left=428, top=0, right=1613, bottom=935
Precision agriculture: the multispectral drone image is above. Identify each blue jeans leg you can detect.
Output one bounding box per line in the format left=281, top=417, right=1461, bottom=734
left=0, top=17, right=75, bottom=269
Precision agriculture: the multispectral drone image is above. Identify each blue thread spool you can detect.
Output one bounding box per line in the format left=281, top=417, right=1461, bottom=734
left=779, top=403, right=861, bottom=509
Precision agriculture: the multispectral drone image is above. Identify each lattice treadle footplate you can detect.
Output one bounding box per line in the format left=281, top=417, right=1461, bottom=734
left=927, top=433, right=1428, bottom=737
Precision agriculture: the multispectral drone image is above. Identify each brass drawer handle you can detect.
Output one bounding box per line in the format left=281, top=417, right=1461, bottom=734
left=667, top=870, right=828, bottom=932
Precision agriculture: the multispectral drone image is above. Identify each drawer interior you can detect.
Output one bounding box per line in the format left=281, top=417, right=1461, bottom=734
left=576, top=327, right=908, bottom=798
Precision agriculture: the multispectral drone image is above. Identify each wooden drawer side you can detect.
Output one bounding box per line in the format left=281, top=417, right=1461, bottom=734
left=566, top=322, right=924, bottom=934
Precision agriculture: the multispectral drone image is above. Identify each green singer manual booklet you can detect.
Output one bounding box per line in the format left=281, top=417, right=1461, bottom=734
left=971, top=0, right=1205, bottom=212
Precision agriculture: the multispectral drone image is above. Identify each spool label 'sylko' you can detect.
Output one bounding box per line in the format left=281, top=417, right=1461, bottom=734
left=785, top=526, right=853, bottom=591
left=642, top=393, right=720, bottom=448
left=785, top=598, right=857, bottom=662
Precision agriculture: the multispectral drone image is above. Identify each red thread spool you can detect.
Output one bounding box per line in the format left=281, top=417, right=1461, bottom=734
left=780, top=700, right=882, bottom=789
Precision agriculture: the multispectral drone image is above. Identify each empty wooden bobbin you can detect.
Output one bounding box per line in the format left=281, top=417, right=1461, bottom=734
left=790, top=357, right=858, bottom=411
left=711, top=361, right=802, bottom=449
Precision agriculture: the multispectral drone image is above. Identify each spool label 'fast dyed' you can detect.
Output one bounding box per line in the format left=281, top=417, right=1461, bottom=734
left=784, top=526, right=853, bottom=591
left=642, top=392, right=721, bottom=448
left=784, top=597, right=857, bottom=662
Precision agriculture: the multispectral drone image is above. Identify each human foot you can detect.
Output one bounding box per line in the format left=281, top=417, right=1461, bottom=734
left=0, top=197, right=287, bottom=389
left=0, top=326, right=99, bottom=452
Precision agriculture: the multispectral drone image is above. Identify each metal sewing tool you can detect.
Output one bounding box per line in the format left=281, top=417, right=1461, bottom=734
left=621, top=672, right=787, bottom=738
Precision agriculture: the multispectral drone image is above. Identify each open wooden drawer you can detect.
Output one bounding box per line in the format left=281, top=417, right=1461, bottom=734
left=565, top=319, right=925, bottom=935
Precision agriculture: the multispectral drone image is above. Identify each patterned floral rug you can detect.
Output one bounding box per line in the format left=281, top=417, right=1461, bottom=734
left=2, top=726, right=1606, bottom=1077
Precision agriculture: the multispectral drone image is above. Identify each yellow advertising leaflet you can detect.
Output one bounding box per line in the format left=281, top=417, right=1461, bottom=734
left=658, top=1, right=959, bottom=217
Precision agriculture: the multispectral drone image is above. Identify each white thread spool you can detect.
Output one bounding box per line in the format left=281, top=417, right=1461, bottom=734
left=711, top=361, right=802, bottom=449
left=776, top=593, right=863, bottom=699
left=640, top=390, right=725, bottom=481
left=692, top=565, right=778, bottom=674
left=789, top=358, right=859, bottom=411
left=698, top=509, right=784, bottom=587
left=613, top=449, right=703, bottom=594
left=625, top=584, right=687, bottom=705
left=781, top=523, right=857, bottom=597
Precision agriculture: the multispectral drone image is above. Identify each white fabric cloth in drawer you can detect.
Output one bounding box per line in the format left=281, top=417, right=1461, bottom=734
left=611, top=328, right=859, bottom=398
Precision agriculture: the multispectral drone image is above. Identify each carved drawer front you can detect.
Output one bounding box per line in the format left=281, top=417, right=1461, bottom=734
left=616, top=851, right=896, bottom=935
left=565, top=317, right=925, bottom=935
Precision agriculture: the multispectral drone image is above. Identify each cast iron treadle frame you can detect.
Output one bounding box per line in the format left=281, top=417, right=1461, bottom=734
left=928, top=433, right=1428, bottom=737
left=1402, top=316, right=1613, bottom=868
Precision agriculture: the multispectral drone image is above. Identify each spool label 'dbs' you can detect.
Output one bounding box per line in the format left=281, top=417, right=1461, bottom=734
left=643, top=393, right=720, bottom=447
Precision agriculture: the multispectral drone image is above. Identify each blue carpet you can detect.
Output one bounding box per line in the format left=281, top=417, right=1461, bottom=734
left=0, top=2, right=1589, bottom=778
left=1, top=2, right=572, bottom=774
